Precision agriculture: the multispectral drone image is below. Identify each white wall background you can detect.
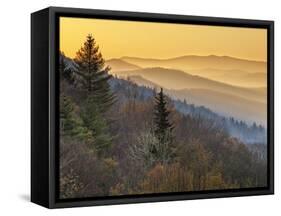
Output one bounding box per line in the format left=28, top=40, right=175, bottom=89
left=0, top=0, right=279, bottom=214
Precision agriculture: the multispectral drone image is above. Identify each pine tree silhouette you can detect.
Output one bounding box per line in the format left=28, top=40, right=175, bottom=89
left=154, top=88, right=173, bottom=140
left=153, top=88, right=174, bottom=163
left=74, top=34, right=115, bottom=112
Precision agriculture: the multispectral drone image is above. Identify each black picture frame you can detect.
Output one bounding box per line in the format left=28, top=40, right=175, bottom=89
left=31, top=6, right=274, bottom=209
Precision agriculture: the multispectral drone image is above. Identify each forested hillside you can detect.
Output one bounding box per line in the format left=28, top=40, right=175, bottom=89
left=59, top=35, right=267, bottom=199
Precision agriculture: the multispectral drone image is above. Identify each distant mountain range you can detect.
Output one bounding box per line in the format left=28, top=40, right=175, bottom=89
left=111, top=67, right=266, bottom=103
left=119, top=55, right=266, bottom=73
left=60, top=53, right=267, bottom=125
left=106, top=56, right=267, bottom=88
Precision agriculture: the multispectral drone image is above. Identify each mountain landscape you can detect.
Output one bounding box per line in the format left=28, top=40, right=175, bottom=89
left=61, top=52, right=267, bottom=137
left=59, top=33, right=267, bottom=199
left=62, top=52, right=267, bottom=127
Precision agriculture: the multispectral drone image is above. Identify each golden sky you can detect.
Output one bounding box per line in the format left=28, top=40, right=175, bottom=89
left=60, top=17, right=267, bottom=61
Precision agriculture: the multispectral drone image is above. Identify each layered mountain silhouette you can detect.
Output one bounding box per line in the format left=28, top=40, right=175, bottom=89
left=110, top=67, right=266, bottom=103
left=106, top=55, right=267, bottom=88
left=119, top=55, right=266, bottom=74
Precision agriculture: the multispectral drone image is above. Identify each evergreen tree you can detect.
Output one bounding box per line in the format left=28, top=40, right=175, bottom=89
left=153, top=88, right=174, bottom=163
left=154, top=88, right=173, bottom=139
left=74, top=34, right=115, bottom=112
left=73, top=34, right=116, bottom=156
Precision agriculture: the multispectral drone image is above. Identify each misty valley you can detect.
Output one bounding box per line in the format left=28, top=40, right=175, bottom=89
left=59, top=35, right=267, bottom=199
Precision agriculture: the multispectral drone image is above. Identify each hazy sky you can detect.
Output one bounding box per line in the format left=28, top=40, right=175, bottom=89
left=60, top=17, right=267, bottom=61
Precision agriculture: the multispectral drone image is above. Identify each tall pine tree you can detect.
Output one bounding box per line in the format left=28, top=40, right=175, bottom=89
left=74, top=34, right=115, bottom=156
left=153, top=88, right=174, bottom=164
left=154, top=88, right=173, bottom=138
left=74, top=34, right=115, bottom=111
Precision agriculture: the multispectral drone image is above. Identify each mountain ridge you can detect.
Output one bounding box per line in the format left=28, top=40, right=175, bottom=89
left=120, top=55, right=266, bottom=73
left=120, top=54, right=266, bottom=63
left=113, top=67, right=266, bottom=103
left=106, top=58, right=141, bottom=72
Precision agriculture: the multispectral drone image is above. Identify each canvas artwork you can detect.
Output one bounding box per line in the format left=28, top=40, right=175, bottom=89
left=59, top=17, right=267, bottom=199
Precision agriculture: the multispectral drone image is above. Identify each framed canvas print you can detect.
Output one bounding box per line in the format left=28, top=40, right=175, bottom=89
left=31, top=7, right=274, bottom=208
